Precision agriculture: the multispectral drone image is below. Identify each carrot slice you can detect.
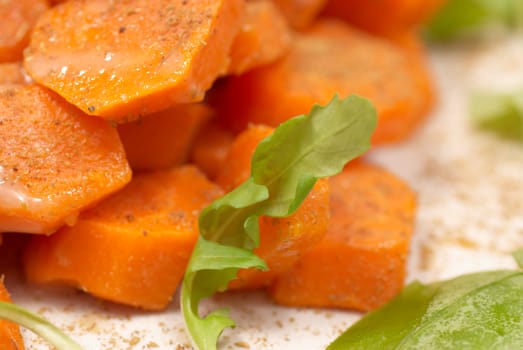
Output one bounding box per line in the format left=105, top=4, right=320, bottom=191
left=118, top=103, right=212, bottom=171
left=0, top=84, right=131, bottom=234
left=321, top=0, right=446, bottom=35
left=271, top=0, right=328, bottom=29
left=23, top=166, right=223, bottom=310
left=0, top=63, right=31, bottom=86
left=269, top=162, right=417, bottom=311
left=233, top=178, right=330, bottom=289
left=24, top=0, right=244, bottom=122
left=0, top=0, right=48, bottom=62
left=0, top=278, right=25, bottom=350
left=214, top=125, right=275, bottom=192
left=210, top=19, right=434, bottom=144
left=215, top=125, right=330, bottom=289
left=189, top=119, right=235, bottom=180
left=227, top=0, right=292, bottom=75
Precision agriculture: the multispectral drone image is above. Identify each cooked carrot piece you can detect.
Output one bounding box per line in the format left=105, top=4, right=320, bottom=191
left=0, top=84, right=131, bottom=234
left=321, top=0, right=445, bottom=35
left=189, top=119, right=235, bottom=180
left=0, top=0, right=48, bottom=62
left=0, top=278, right=25, bottom=350
left=118, top=103, right=212, bottom=171
left=269, top=162, right=416, bottom=311
left=0, top=63, right=31, bottom=86
left=232, top=178, right=330, bottom=289
left=270, top=0, right=328, bottom=29
left=23, top=166, right=223, bottom=310
left=24, top=0, right=244, bottom=122
left=215, top=125, right=275, bottom=192
left=214, top=125, right=330, bottom=289
left=227, top=0, right=292, bottom=75
left=210, top=19, right=434, bottom=144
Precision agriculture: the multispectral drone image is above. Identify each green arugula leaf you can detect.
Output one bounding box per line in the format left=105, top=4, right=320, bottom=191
left=470, top=89, right=523, bottom=142
left=327, top=256, right=523, bottom=350
left=181, top=95, right=377, bottom=350
left=425, top=0, right=523, bottom=41
left=0, top=301, right=84, bottom=350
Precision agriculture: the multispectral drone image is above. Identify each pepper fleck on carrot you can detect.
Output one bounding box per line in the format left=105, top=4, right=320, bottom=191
left=23, top=166, right=223, bottom=310
left=269, top=162, right=417, bottom=311
left=24, top=0, right=244, bottom=122
left=0, top=84, right=131, bottom=234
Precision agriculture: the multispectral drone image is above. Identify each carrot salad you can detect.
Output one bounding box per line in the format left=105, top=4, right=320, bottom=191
left=0, top=0, right=445, bottom=349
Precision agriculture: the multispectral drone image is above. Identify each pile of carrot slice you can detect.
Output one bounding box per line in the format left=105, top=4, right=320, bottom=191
left=0, top=0, right=445, bottom=346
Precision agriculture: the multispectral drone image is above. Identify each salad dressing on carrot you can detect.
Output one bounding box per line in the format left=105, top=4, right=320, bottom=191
left=0, top=165, right=46, bottom=212
left=0, top=165, right=57, bottom=233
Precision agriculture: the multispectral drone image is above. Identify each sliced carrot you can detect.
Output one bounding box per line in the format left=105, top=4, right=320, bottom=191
left=23, top=166, right=223, bottom=310
left=269, top=162, right=417, bottom=311
left=321, top=0, right=445, bottom=35
left=270, top=0, right=328, bottom=29
left=24, top=0, right=244, bottom=122
left=0, top=277, right=25, bottom=350
left=118, top=103, right=212, bottom=171
left=189, top=119, right=235, bottom=180
left=214, top=125, right=330, bottom=289
left=232, top=178, right=330, bottom=289
left=210, top=19, right=434, bottom=144
left=0, top=84, right=131, bottom=234
left=0, top=63, right=31, bottom=86
left=0, top=0, right=48, bottom=62
left=227, top=0, right=292, bottom=75
left=215, top=125, right=275, bottom=192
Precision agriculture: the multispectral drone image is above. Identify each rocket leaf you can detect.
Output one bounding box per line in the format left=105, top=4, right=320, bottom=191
left=180, top=95, right=377, bottom=350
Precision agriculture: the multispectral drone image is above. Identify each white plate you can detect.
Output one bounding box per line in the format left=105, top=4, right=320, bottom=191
left=3, top=34, right=523, bottom=350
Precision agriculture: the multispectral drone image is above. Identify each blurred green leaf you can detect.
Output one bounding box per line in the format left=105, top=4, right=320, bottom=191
left=425, top=0, right=523, bottom=41
left=470, top=89, right=523, bottom=142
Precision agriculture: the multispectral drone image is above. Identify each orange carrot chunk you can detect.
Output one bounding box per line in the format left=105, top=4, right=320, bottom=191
left=215, top=125, right=275, bottom=192
left=321, top=0, right=446, bottom=35
left=269, top=162, right=417, bottom=311
left=210, top=19, right=434, bottom=144
left=23, top=166, right=223, bottom=310
left=0, top=63, right=31, bottom=86
left=215, top=125, right=330, bottom=289
left=118, top=103, right=213, bottom=171
left=0, top=84, right=131, bottom=234
left=0, top=278, right=25, bottom=350
left=0, top=0, right=48, bottom=62
left=227, top=0, right=292, bottom=75
left=270, top=0, right=328, bottom=29
left=233, top=178, right=330, bottom=289
left=189, top=119, right=235, bottom=180
left=24, top=0, right=244, bottom=122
